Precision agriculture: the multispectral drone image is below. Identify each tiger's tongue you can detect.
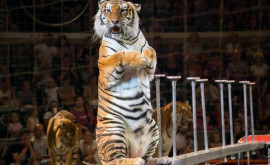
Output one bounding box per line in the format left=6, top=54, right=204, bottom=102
left=112, top=26, right=121, bottom=33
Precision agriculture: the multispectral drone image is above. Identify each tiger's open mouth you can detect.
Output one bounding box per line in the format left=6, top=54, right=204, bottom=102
left=111, top=26, right=122, bottom=34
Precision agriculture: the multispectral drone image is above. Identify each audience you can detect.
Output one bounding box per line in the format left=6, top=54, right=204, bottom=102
left=16, top=80, right=37, bottom=108
left=225, top=33, right=241, bottom=59
left=71, top=96, right=96, bottom=132
left=258, top=92, right=270, bottom=129
left=76, top=37, right=91, bottom=66
left=1, top=1, right=270, bottom=163
left=31, top=124, right=52, bottom=165
left=209, top=132, right=222, bottom=148
left=5, top=129, right=39, bottom=165
left=226, top=49, right=249, bottom=81
left=245, top=37, right=263, bottom=64
left=250, top=52, right=269, bottom=100
left=35, top=34, right=57, bottom=64
left=79, top=130, right=100, bottom=164
left=26, top=106, right=40, bottom=137
left=43, top=100, right=59, bottom=128
left=0, top=77, right=18, bottom=109
left=8, top=112, right=23, bottom=138
left=83, top=74, right=98, bottom=104
left=57, top=55, right=78, bottom=85
left=43, top=78, right=59, bottom=107
left=58, top=77, right=75, bottom=110
left=55, top=35, right=75, bottom=63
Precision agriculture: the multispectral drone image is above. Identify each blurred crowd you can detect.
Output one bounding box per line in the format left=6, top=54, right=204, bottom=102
left=0, top=0, right=270, bottom=164
left=0, top=0, right=270, bottom=32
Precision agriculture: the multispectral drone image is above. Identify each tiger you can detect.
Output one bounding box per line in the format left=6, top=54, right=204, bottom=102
left=47, top=110, right=82, bottom=165
left=152, top=101, right=193, bottom=157
left=93, top=0, right=170, bottom=164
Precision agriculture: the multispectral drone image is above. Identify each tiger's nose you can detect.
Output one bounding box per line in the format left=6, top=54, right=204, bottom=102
left=111, top=19, right=119, bottom=24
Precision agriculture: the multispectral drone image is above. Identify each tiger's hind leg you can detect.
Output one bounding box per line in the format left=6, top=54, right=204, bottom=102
left=96, top=124, right=145, bottom=165
left=101, top=157, right=145, bottom=165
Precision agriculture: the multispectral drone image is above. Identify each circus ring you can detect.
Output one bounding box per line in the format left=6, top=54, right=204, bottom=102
left=153, top=75, right=269, bottom=165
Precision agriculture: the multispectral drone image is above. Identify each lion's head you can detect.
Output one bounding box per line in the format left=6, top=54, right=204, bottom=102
left=94, top=0, right=141, bottom=39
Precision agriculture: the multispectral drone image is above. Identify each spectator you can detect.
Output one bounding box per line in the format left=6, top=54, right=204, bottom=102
left=0, top=77, right=18, bottom=109
left=58, top=55, right=78, bottom=85
left=55, top=35, right=75, bottom=63
left=209, top=132, right=222, bottom=148
left=58, top=77, right=75, bottom=110
left=83, top=74, right=98, bottom=104
left=35, top=34, right=57, bottom=64
left=33, top=54, right=53, bottom=86
left=8, top=112, right=23, bottom=137
left=71, top=96, right=96, bottom=132
left=79, top=130, right=100, bottom=164
left=43, top=100, right=59, bottom=128
left=204, top=52, right=223, bottom=80
left=250, top=52, right=269, bottom=100
left=31, top=124, right=52, bottom=165
left=162, top=53, right=181, bottom=76
left=81, top=66, right=98, bottom=86
left=43, top=78, right=59, bottom=107
left=245, top=37, right=263, bottom=63
left=225, top=32, right=241, bottom=61
left=233, top=118, right=244, bottom=142
left=76, top=37, right=91, bottom=66
left=258, top=92, right=270, bottom=128
left=5, top=129, right=39, bottom=165
left=226, top=49, right=249, bottom=81
left=183, top=136, right=194, bottom=154
left=26, top=106, right=40, bottom=137
left=212, top=103, right=229, bottom=129
left=195, top=82, right=219, bottom=104
left=183, top=33, right=203, bottom=77
left=16, top=80, right=37, bottom=108
left=183, top=33, right=203, bottom=62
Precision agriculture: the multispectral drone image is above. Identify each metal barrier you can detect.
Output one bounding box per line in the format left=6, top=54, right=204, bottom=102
left=154, top=75, right=267, bottom=165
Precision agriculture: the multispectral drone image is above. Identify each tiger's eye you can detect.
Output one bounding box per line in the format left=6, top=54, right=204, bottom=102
left=121, top=9, right=126, bottom=13
left=105, top=9, right=111, bottom=14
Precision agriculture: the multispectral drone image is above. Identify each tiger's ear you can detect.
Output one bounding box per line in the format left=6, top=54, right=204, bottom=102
left=134, top=4, right=141, bottom=12
left=98, top=0, right=108, bottom=8
left=184, top=100, right=189, bottom=105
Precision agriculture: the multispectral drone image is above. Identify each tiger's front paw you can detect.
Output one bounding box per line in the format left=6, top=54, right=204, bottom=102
left=145, top=157, right=173, bottom=165
left=123, top=51, right=147, bottom=68
left=156, top=156, right=173, bottom=165
left=142, top=48, right=156, bottom=67
left=132, top=157, right=145, bottom=165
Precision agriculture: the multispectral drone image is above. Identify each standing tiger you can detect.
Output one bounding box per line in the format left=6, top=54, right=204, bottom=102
left=152, top=101, right=193, bottom=157
left=94, top=0, right=170, bottom=164
left=47, top=110, right=82, bottom=165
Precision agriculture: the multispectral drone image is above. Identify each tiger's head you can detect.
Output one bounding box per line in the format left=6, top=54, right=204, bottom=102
left=58, top=119, right=80, bottom=148
left=94, top=0, right=141, bottom=39
left=163, top=101, right=193, bottom=127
